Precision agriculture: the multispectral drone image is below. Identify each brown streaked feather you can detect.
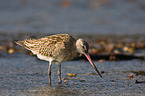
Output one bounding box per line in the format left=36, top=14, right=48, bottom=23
left=35, top=34, right=77, bottom=59
left=15, top=38, right=37, bottom=50
left=15, top=34, right=78, bottom=61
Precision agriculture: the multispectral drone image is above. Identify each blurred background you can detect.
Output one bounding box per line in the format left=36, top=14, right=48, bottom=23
left=0, top=0, right=145, bottom=57
left=0, top=0, right=145, bottom=35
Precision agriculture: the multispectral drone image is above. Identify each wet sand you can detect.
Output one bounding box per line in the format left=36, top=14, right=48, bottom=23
left=0, top=53, right=145, bottom=96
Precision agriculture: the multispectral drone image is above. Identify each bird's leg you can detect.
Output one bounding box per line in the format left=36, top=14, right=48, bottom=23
left=48, top=61, right=52, bottom=85
left=58, top=63, right=62, bottom=84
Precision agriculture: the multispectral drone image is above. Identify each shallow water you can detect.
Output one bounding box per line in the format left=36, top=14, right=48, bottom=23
left=0, top=0, right=145, bottom=35
left=0, top=54, right=145, bottom=96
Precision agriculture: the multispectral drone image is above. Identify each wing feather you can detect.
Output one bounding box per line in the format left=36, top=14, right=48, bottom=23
left=15, top=34, right=76, bottom=58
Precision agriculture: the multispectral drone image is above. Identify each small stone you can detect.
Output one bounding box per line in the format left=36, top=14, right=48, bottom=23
left=68, top=73, right=76, bottom=77
left=64, top=80, right=66, bottom=83
left=129, top=74, right=133, bottom=78
left=98, top=59, right=105, bottom=63
left=8, top=48, right=15, bottom=54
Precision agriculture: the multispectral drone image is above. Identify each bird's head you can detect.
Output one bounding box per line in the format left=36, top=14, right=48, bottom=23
left=76, top=38, right=89, bottom=54
left=76, top=38, right=103, bottom=78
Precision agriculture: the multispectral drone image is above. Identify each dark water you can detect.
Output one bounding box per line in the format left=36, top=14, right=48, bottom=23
left=0, top=54, right=145, bottom=96
left=0, top=0, right=145, bottom=35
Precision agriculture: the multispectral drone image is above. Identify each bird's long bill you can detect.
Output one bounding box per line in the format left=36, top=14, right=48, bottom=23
left=84, top=53, right=103, bottom=78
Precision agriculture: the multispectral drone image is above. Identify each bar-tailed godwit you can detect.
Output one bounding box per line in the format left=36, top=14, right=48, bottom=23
left=15, top=34, right=102, bottom=85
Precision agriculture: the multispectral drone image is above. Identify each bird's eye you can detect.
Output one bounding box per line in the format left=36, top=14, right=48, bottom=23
left=82, top=45, right=86, bottom=49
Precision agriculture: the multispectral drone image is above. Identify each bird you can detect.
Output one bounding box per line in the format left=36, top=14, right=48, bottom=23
left=15, top=34, right=102, bottom=85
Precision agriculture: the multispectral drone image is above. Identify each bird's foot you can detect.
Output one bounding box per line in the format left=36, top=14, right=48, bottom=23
left=58, top=81, right=62, bottom=84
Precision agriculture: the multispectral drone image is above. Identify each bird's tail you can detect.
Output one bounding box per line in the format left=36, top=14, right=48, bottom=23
left=15, top=41, right=24, bottom=46
left=15, top=40, right=30, bottom=50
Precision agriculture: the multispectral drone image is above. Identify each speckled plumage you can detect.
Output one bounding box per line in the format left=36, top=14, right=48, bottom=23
left=16, top=34, right=102, bottom=85
left=16, top=34, right=78, bottom=62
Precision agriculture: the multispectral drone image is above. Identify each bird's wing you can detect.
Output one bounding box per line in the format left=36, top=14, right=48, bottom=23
left=16, top=34, right=75, bottom=57
left=36, top=34, right=76, bottom=57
